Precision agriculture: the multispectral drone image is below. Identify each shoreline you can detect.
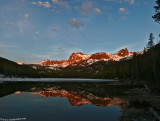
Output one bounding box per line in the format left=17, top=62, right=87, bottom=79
left=0, top=77, right=118, bottom=82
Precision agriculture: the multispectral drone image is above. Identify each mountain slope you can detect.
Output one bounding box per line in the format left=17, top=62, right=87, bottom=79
left=0, top=57, right=42, bottom=78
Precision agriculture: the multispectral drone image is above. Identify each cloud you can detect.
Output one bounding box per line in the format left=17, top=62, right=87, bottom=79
left=0, top=43, right=20, bottom=48
left=119, top=8, right=129, bottom=14
left=4, top=19, right=31, bottom=35
left=5, top=19, right=31, bottom=35
left=38, top=1, right=43, bottom=6
left=52, top=0, right=70, bottom=9
left=121, top=16, right=128, bottom=20
left=43, top=2, right=51, bottom=8
left=104, top=0, right=122, bottom=3
left=130, top=0, right=135, bottom=4
left=104, top=0, right=134, bottom=4
left=107, top=13, right=115, bottom=23
left=10, top=22, right=15, bottom=26
left=52, top=0, right=58, bottom=3
left=18, top=22, right=24, bottom=34
left=94, top=8, right=101, bottom=14
left=74, top=6, right=78, bottom=10
left=80, top=2, right=93, bottom=15
left=35, top=31, right=39, bottom=34
left=17, top=20, right=30, bottom=34
left=124, top=0, right=135, bottom=5
left=24, top=13, right=29, bottom=18
left=32, top=1, right=51, bottom=8
left=51, top=28, right=58, bottom=33
left=31, top=2, right=37, bottom=5
left=58, top=1, right=70, bottom=9
left=69, top=18, right=84, bottom=29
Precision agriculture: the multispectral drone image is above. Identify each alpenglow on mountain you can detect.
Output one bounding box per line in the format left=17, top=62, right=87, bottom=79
left=26, top=48, right=142, bottom=68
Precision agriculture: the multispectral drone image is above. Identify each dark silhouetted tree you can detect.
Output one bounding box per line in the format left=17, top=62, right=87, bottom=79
left=146, top=33, right=155, bottom=49
left=152, top=0, right=160, bottom=23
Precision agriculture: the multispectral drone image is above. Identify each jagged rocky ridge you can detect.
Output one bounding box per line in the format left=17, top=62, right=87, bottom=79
left=31, top=48, right=142, bottom=68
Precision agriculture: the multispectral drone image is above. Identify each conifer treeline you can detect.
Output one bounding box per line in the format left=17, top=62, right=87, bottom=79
left=0, top=57, right=41, bottom=78
left=94, top=43, right=160, bottom=82
left=94, top=33, right=160, bottom=82
left=0, top=57, right=92, bottom=78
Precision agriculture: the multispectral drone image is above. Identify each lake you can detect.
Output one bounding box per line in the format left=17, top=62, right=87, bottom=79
left=0, top=80, right=130, bottom=121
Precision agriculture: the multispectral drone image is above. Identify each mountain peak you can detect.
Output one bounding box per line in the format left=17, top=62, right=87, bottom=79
left=40, top=60, right=53, bottom=66
left=89, top=52, right=109, bottom=60
left=68, top=52, right=87, bottom=62
left=117, top=48, right=129, bottom=57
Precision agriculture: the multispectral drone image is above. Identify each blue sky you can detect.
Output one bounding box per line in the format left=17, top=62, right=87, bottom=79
left=0, top=0, right=160, bottom=63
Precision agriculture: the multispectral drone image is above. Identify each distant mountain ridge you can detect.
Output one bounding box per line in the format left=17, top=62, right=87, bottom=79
left=31, top=48, right=141, bottom=68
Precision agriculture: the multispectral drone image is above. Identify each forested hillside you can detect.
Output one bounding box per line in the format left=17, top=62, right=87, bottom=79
left=94, top=43, right=160, bottom=82
left=0, top=57, right=41, bottom=78
left=0, top=57, right=92, bottom=78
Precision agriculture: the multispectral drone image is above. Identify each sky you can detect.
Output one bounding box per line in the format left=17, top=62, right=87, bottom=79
left=0, top=0, right=160, bottom=63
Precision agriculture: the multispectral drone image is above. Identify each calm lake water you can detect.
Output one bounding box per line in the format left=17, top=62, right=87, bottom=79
left=0, top=80, right=130, bottom=121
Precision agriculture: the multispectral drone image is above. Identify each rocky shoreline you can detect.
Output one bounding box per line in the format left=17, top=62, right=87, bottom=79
left=118, top=81, right=160, bottom=121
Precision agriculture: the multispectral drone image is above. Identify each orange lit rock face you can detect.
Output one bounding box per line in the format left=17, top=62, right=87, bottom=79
left=53, top=60, right=68, bottom=64
left=14, top=91, right=23, bottom=94
left=16, top=62, right=25, bottom=65
left=68, top=52, right=84, bottom=62
left=117, top=48, right=129, bottom=57
left=89, top=53, right=109, bottom=60
left=34, top=90, right=127, bottom=108
left=41, top=60, right=53, bottom=66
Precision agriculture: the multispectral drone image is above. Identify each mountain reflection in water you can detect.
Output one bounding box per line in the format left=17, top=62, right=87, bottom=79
left=11, top=82, right=128, bottom=108
left=0, top=81, right=132, bottom=121
left=32, top=90, right=127, bottom=108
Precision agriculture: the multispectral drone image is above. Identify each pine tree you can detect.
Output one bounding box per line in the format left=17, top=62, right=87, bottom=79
left=152, top=0, right=160, bottom=24
left=146, top=33, right=155, bottom=49
left=144, top=47, right=147, bottom=53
